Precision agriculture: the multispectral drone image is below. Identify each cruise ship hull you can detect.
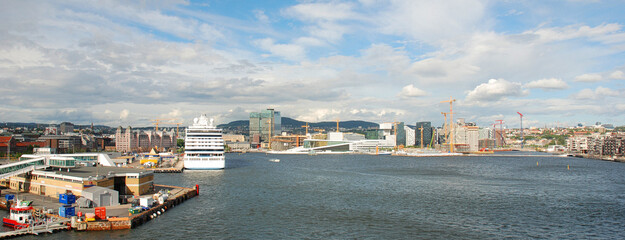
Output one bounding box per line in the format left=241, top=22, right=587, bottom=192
left=184, top=158, right=225, bottom=170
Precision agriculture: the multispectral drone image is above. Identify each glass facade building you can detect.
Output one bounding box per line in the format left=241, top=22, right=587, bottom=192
left=416, top=121, right=433, bottom=147
left=249, top=109, right=282, bottom=144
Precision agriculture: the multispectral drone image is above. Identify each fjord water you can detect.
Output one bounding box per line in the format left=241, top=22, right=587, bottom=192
left=16, top=153, right=625, bottom=239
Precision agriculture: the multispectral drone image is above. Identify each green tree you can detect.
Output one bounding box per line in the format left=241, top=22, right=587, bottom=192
left=224, top=144, right=231, bottom=152
left=177, top=139, right=184, bottom=148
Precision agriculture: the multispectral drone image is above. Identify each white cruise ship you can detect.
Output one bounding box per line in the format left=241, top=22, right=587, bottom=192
left=184, top=114, right=225, bottom=170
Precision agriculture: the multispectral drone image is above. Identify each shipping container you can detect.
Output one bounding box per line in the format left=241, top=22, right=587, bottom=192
left=95, top=207, right=106, bottom=219
left=59, top=206, right=75, bottom=218
left=59, top=193, right=76, bottom=204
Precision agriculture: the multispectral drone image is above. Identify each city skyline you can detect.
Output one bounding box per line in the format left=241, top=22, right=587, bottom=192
left=1, top=1, right=625, bottom=128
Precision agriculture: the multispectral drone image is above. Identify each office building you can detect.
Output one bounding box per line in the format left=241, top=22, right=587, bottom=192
left=415, top=121, right=433, bottom=147
left=249, top=108, right=282, bottom=147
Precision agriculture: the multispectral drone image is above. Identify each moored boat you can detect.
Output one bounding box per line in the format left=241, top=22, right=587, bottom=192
left=2, top=199, right=36, bottom=229
left=184, top=114, right=225, bottom=170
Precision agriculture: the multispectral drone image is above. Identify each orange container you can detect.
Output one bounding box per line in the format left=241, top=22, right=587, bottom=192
left=95, top=207, right=106, bottom=220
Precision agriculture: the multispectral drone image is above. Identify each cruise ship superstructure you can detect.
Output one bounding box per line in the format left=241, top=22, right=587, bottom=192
left=184, top=115, right=225, bottom=170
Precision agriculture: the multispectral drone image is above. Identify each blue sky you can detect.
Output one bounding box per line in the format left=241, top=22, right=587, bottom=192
left=1, top=0, right=625, bottom=129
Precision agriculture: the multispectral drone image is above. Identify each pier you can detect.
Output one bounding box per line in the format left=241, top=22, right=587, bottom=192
left=151, top=157, right=184, bottom=173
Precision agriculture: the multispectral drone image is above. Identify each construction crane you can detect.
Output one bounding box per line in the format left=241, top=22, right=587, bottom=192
left=151, top=118, right=177, bottom=131
left=170, top=122, right=183, bottom=139
left=440, top=97, right=456, bottom=153
left=517, top=112, right=524, bottom=149
left=419, top=126, right=424, bottom=148
left=441, top=112, right=448, bottom=143
left=302, top=122, right=310, bottom=136
left=335, top=119, right=340, bottom=132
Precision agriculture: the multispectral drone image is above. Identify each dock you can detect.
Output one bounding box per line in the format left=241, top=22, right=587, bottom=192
left=0, top=184, right=198, bottom=236
left=151, top=157, right=184, bottom=173
left=69, top=184, right=198, bottom=231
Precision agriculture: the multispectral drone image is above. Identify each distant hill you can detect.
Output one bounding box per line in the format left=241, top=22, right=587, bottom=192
left=218, top=117, right=379, bottom=134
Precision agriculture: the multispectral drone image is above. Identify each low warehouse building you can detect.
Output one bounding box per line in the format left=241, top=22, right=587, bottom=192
left=82, top=186, right=119, bottom=207
left=4, top=166, right=153, bottom=204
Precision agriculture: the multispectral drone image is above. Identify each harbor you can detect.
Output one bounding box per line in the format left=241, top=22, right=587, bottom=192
left=0, top=153, right=619, bottom=239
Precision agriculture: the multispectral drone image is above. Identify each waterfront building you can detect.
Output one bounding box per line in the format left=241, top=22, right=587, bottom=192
left=478, top=128, right=495, bottom=149
left=452, top=121, right=479, bottom=152
left=3, top=166, right=153, bottom=200
left=379, top=122, right=404, bottom=147
left=223, top=134, right=245, bottom=143
left=587, top=134, right=625, bottom=156
left=567, top=135, right=590, bottom=153
left=249, top=108, right=282, bottom=148
left=115, top=127, right=176, bottom=153
left=415, top=122, right=433, bottom=147
left=396, top=122, right=406, bottom=147
left=227, top=141, right=251, bottom=152
left=405, top=126, right=415, bottom=147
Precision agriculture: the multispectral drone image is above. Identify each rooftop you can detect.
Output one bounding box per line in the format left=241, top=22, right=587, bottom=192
left=35, top=166, right=152, bottom=179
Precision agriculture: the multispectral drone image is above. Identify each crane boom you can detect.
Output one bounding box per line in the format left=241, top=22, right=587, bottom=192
left=517, top=112, right=524, bottom=149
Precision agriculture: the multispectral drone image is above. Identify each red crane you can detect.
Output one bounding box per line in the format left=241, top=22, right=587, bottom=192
left=517, top=112, right=524, bottom=149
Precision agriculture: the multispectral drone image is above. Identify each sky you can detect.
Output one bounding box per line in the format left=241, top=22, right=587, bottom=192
left=1, top=0, right=625, bottom=129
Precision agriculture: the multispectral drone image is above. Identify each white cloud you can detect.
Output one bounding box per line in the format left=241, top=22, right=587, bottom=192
left=572, top=86, right=620, bottom=100
left=609, top=70, right=625, bottom=80
left=254, top=38, right=306, bottom=61
left=531, top=23, right=622, bottom=43
left=398, top=84, right=428, bottom=98
left=120, top=109, right=129, bottom=120
left=574, top=73, right=603, bottom=82
left=525, top=78, right=569, bottom=90
left=283, top=2, right=356, bottom=22
left=376, top=0, right=488, bottom=45
left=466, top=79, right=528, bottom=102
left=253, top=10, right=269, bottom=23
left=595, top=86, right=620, bottom=96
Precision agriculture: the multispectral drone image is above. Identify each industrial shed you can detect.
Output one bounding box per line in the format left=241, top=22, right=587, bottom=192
left=82, top=186, right=119, bottom=207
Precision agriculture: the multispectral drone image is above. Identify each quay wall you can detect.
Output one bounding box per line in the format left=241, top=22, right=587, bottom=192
left=130, top=185, right=197, bottom=228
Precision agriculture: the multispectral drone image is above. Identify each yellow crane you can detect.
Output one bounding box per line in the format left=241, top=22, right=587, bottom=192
left=302, top=122, right=310, bottom=135
left=419, top=126, right=424, bottom=149
left=151, top=118, right=177, bottom=131
left=440, top=97, right=456, bottom=153
left=313, top=128, right=325, bottom=133
left=441, top=112, right=448, bottom=143
left=170, top=122, right=183, bottom=139
left=335, top=119, right=340, bottom=132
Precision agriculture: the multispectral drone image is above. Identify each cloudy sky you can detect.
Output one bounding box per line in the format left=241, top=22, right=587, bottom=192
left=2, top=0, right=625, bottom=128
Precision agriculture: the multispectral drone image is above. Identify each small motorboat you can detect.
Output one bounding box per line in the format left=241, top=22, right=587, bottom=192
left=269, top=159, right=280, bottom=163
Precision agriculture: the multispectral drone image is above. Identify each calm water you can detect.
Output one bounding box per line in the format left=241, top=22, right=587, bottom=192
left=9, top=153, right=625, bottom=239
